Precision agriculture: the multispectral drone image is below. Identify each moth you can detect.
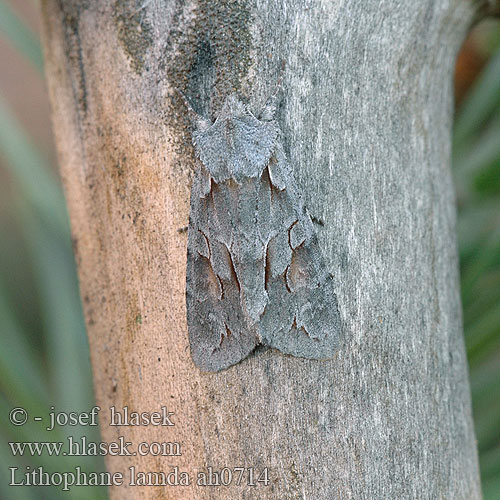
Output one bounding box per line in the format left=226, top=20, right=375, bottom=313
left=185, top=93, right=341, bottom=372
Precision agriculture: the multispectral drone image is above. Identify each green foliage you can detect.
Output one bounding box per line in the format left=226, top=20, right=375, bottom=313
left=0, top=2, right=499, bottom=498
left=0, top=0, right=43, bottom=74
left=0, top=2, right=105, bottom=498
left=454, top=28, right=500, bottom=500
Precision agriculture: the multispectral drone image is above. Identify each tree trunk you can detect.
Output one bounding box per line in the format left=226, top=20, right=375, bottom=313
left=41, top=1, right=485, bottom=498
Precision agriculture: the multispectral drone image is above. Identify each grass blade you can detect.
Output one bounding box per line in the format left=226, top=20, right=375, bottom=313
left=0, top=0, right=43, bottom=74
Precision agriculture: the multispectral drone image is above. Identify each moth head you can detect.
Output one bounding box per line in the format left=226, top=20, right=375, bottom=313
left=219, top=94, right=248, bottom=119
left=218, top=94, right=277, bottom=124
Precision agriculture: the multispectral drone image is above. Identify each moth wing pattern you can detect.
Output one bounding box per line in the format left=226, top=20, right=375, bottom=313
left=186, top=163, right=260, bottom=372
left=258, top=140, right=342, bottom=359
left=186, top=94, right=341, bottom=372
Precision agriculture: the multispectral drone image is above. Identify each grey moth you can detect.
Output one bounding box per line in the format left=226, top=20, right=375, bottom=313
left=185, top=94, right=341, bottom=372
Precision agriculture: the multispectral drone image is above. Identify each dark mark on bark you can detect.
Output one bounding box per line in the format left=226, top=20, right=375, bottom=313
left=113, top=0, right=153, bottom=75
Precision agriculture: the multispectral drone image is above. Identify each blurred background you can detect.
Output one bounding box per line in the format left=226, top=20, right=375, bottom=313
left=0, top=1, right=499, bottom=499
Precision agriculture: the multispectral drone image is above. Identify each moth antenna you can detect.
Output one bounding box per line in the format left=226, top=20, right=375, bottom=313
left=259, top=60, right=285, bottom=121
left=174, top=88, right=211, bottom=130
left=259, top=87, right=281, bottom=121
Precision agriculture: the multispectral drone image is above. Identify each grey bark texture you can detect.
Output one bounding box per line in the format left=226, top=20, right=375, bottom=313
left=41, top=0, right=486, bottom=499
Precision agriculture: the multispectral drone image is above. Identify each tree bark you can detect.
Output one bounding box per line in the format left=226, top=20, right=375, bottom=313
left=41, top=1, right=484, bottom=498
